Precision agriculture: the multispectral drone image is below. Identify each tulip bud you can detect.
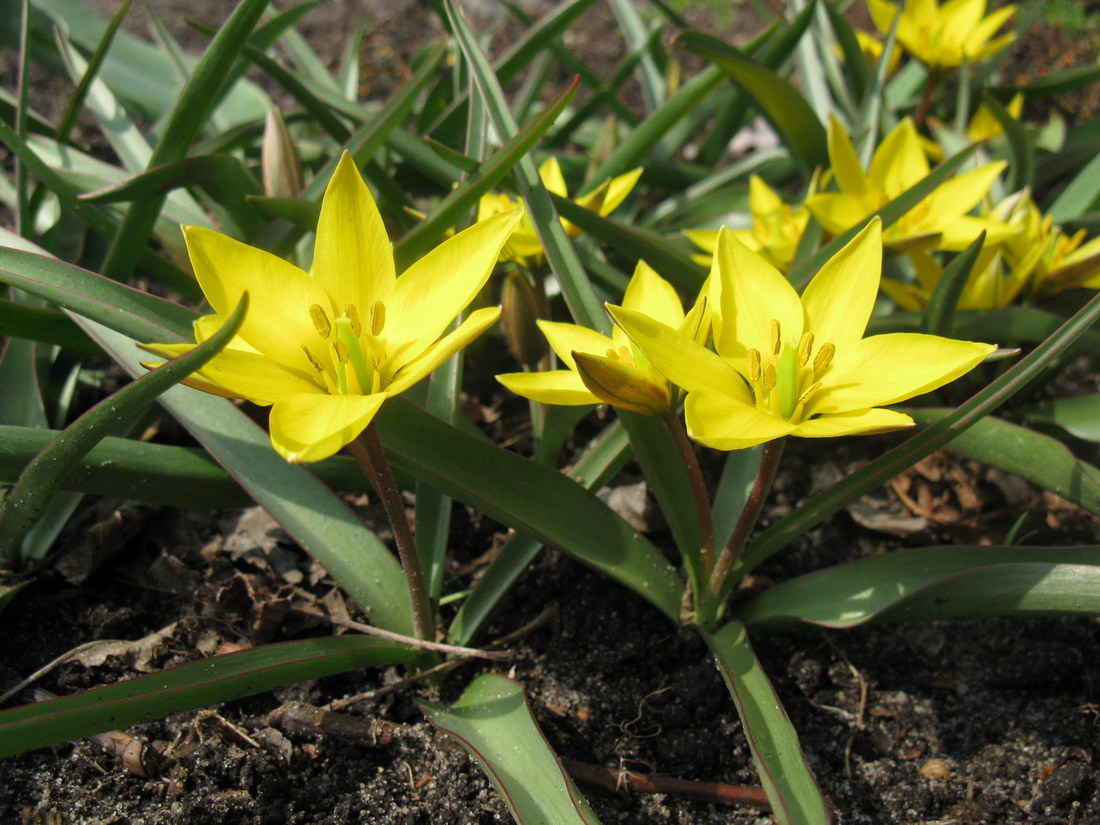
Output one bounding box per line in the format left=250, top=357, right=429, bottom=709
left=262, top=107, right=303, bottom=199
left=499, top=269, right=548, bottom=367
left=572, top=351, right=671, bottom=415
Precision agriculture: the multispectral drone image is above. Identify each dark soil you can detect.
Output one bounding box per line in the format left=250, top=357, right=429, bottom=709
left=4, top=2, right=1100, bottom=824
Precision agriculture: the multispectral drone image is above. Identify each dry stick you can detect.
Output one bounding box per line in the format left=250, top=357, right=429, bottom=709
left=661, top=411, right=716, bottom=578
left=561, top=758, right=770, bottom=808
left=349, top=424, right=434, bottom=643
left=708, top=437, right=786, bottom=600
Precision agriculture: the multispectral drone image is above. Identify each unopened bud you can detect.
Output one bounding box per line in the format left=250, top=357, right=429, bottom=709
left=573, top=351, right=670, bottom=415
left=262, top=107, right=303, bottom=199
left=500, top=270, right=548, bottom=366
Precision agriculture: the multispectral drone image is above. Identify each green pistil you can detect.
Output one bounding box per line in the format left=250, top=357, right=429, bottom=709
left=775, top=343, right=800, bottom=419
left=335, top=317, right=372, bottom=394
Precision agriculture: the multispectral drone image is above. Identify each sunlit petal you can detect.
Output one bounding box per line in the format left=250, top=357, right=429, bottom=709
left=496, top=370, right=597, bottom=406
left=269, top=392, right=387, bottom=463
left=386, top=306, right=502, bottom=394
left=800, top=219, right=881, bottom=351
left=685, top=389, right=797, bottom=450
left=792, top=407, right=915, bottom=438
left=538, top=320, right=615, bottom=371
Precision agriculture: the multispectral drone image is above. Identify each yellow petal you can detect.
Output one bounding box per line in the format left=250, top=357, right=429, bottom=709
left=384, top=208, right=521, bottom=362
left=597, top=167, right=643, bottom=216
left=620, top=261, right=685, bottom=330
left=386, top=305, right=502, bottom=394
left=810, top=332, right=995, bottom=414
left=792, top=407, right=915, bottom=437
left=804, top=192, right=872, bottom=236
left=496, top=370, right=598, bottom=406
left=608, top=304, right=748, bottom=401
left=800, top=219, right=882, bottom=353
left=937, top=216, right=1017, bottom=251
left=715, top=228, right=804, bottom=359
left=828, top=116, right=869, bottom=196
left=685, top=389, right=796, bottom=450
left=539, top=156, right=569, bottom=198
left=923, top=162, right=1007, bottom=222
left=269, top=392, right=387, bottom=463
left=870, top=119, right=928, bottom=197
left=182, top=225, right=332, bottom=376
left=684, top=228, right=719, bottom=254
left=537, top=320, right=614, bottom=372
left=311, top=152, right=396, bottom=313
left=868, top=0, right=898, bottom=33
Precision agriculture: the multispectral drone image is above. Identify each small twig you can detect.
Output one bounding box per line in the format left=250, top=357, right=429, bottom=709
left=292, top=605, right=511, bottom=660
left=561, top=758, right=770, bottom=808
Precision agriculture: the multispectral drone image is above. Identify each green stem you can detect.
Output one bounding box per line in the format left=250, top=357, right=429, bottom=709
left=914, top=68, right=943, bottom=130
left=707, top=437, right=786, bottom=603
left=349, top=425, right=434, bottom=642
left=661, top=411, right=715, bottom=580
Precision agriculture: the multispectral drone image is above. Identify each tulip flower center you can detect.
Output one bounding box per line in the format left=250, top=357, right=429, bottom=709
left=744, top=320, right=834, bottom=422
left=306, top=301, right=388, bottom=395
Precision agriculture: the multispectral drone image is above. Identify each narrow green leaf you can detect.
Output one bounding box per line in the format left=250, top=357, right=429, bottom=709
left=713, top=447, right=763, bottom=550
left=905, top=408, right=1100, bottom=515
left=606, top=0, right=665, bottom=112
left=1025, top=394, right=1100, bottom=443
left=993, top=64, right=1100, bottom=99
left=679, top=31, right=827, bottom=177
left=377, top=398, right=685, bottom=623
left=550, top=194, right=707, bottom=292
left=79, top=155, right=261, bottom=206
left=739, top=289, right=1100, bottom=575
left=981, top=92, right=1033, bottom=193
left=1048, top=149, right=1100, bottom=223
left=419, top=674, right=602, bottom=825
left=822, top=0, right=870, bottom=101
left=0, top=637, right=415, bottom=757
left=704, top=622, right=830, bottom=825
left=921, top=231, right=985, bottom=335
left=0, top=295, right=248, bottom=562
left=0, top=298, right=99, bottom=353
left=739, top=546, right=1100, bottom=626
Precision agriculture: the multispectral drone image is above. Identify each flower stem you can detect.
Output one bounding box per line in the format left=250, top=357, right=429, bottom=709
left=914, top=68, right=943, bottom=130
left=661, top=411, right=716, bottom=579
left=707, top=437, right=786, bottom=603
left=350, top=425, right=434, bottom=642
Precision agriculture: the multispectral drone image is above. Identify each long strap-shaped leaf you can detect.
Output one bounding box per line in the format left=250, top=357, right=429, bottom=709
left=738, top=545, right=1100, bottom=627
left=738, top=290, right=1100, bottom=578
left=704, top=622, right=831, bottom=825
left=419, top=674, right=602, bottom=825
left=0, top=637, right=416, bottom=757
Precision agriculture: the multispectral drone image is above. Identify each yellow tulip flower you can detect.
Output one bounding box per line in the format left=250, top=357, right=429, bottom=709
left=609, top=220, right=995, bottom=450
left=478, top=157, right=642, bottom=266
left=868, top=0, right=1016, bottom=70
left=999, top=194, right=1100, bottom=295
left=806, top=117, right=1014, bottom=251
left=685, top=176, right=809, bottom=272
left=881, top=246, right=1030, bottom=310
left=496, top=260, right=708, bottom=415
left=142, top=152, right=522, bottom=463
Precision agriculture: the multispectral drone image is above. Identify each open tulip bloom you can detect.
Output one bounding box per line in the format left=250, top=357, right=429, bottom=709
left=868, top=0, right=1016, bottom=70
left=142, top=153, right=522, bottom=463
left=609, top=219, right=996, bottom=451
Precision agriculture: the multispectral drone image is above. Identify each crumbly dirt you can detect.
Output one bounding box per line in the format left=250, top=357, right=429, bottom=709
left=4, top=2, right=1100, bottom=824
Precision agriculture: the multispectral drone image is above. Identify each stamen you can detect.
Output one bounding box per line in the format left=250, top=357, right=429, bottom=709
left=769, top=319, right=782, bottom=355
left=747, top=349, right=761, bottom=382
left=797, top=331, right=814, bottom=366
left=345, top=304, right=362, bottom=338
left=762, top=364, right=777, bottom=390
left=617, top=346, right=635, bottom=367
left=309, top=304, right=332, bottom=339
left=301, top=345, right=325, bottom=373
left=813, top=342, right=835, bottom=375
left=333, top=339, right=350, bottom=363
left=370, top=301, right=386, bottom=336
left=798, top=381, right=822, bottom=405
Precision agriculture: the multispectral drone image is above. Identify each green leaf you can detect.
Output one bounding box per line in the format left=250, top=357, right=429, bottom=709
left=921, top=231, right=985, bottom=336
left=993, top=64, right=1100, bottom=99
left=0, top=295, right=248, bottom=563
left=0, top=297, right=99, bottom=353
left=740, top=289, right=1100, bottom=575
left=822, top=0, right=870, bottom=102
left=981, top=93, right=1033, bottom=193
left=419, top=674, right=602, bottom=825
left=704, top=622, right=830, bottom=825
left=0, top=425, right=377, bottom=509
left=550, top=194, right=707, bottom=292
left=1047, top=149, right=1100, bottom=223
left=738, top=546, right=1100, bottom=626
left=378, top=398, right=685, bottom=623
left=1025, top=394, right=1100, bottom=442
left=0, top=636, right=416, bottom=757
left=905, top=409, right=1100, bottom=516
left=79, top=154, right=261, bottom=206
left=678, top=31, right=827, bottom=178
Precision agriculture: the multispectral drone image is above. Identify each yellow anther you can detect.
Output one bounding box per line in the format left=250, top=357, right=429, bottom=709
left=345, top=304, right=362, bottom=338
left=617, top=345, right=636, bottom=367
left=333, top=339, right=350, bottom=363
left=762, top=364, right=777, bottom=390
left=301, top=345, right=325, bottom=373
left=370, top=300, right=386, bottom=336
left=799, top=381, right=822, bottom=404
left=309, top=304, right=332, bottom=339
left=769, top=319, right=782, bottom=355
left=797, top=331, right=814, bottom=366
left=747, top=348, right=762, bottom=382
left=606, top=348, right=619, bottom=359
left=813, top=342, right=835, bottom=375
